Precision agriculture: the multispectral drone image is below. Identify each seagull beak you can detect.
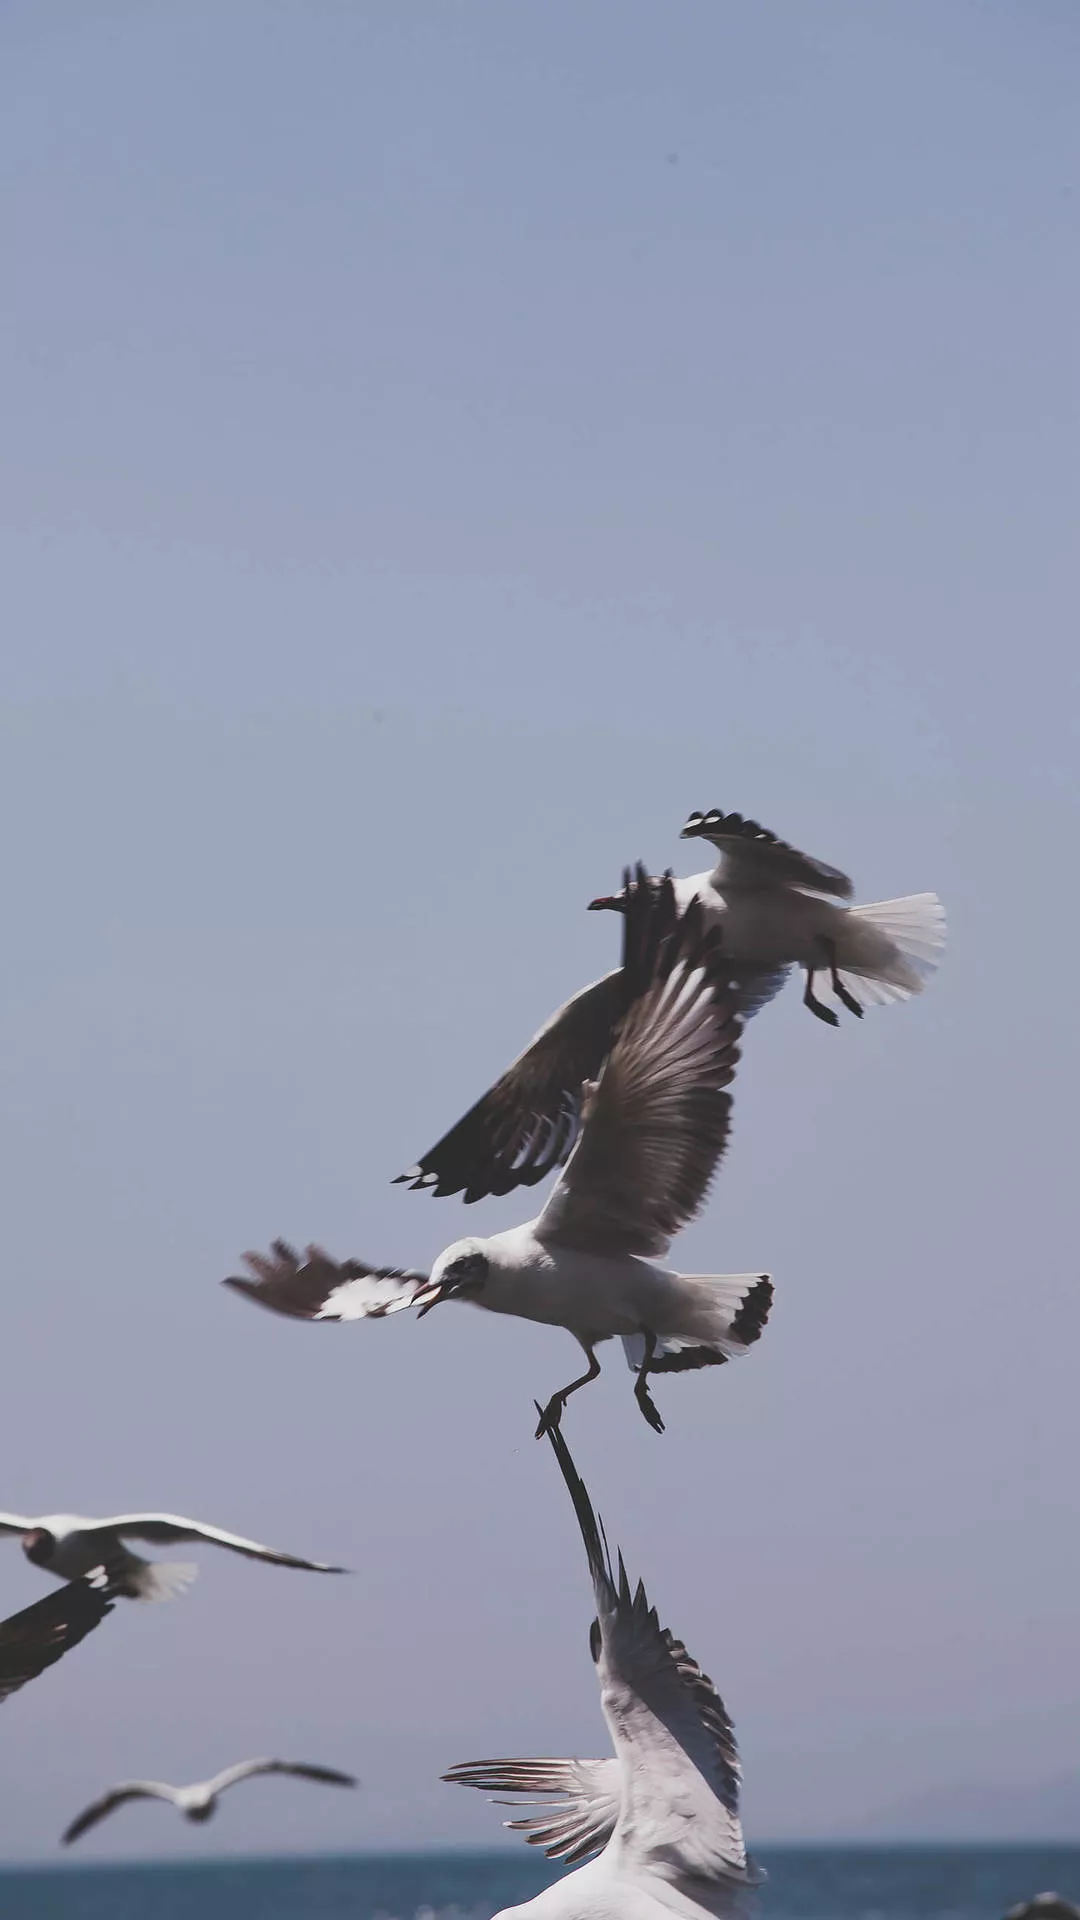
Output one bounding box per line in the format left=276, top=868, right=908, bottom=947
left=587, top=894, right=619, bottom=912
left=414, top=1284, right=445, bottom=1319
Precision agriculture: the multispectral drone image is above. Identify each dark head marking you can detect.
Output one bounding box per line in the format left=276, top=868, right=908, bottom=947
left=22, top=1527, right=56, bottom=1567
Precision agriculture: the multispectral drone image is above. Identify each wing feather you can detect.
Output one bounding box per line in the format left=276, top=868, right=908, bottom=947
left=62, top=1783, right=176, bottom=1844
left=542, top=1420, right=757, bottom=1888
left=223, top=1240, right=430, bottom=1322
left=101, top=1513, right=344, bottom=1573
left=0, top=1573, right=116, bottom=1707
left=536, top=874, right=741, bottom=1257
left=394, top=970, right=626, bottom=1203
left=442, top=1756, right=621, bottom=1864
left=681, top=807, right=853, bottom=898
left=209, top=1758, right=357, bottom=1795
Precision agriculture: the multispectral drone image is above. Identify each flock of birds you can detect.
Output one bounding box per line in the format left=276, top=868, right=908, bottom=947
left=3, top=802, right=1051, bottom=1914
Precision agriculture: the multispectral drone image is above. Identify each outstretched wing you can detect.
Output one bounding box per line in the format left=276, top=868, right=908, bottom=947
left=0, top=1513, right=36, bottom=1536
left=442, top=1755, right=621, bottom=1865
left=101, top=1514, right=345, bottom=1574
left=223, top=1240, right=430, bottom=1322
left=394, top=970, right=626, bottom=1203
left=0, top=1572, right=116, bottom=1706
left=209, top=1757, right=358, bottom=1796
left=62, top=1782, right=177, bottom=1844
left=681, top=807, right=853, bottom=898
left=536, top=875, right=742, bottom=1258
left=542, top=1420, right=756, bottom=1891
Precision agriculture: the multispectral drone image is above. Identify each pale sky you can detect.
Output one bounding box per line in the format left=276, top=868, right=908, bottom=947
left=1, top=0, right=1078, bottom=1864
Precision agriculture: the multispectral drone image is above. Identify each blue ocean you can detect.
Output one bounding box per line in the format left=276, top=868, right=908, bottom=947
left=2, top=1847, right=1079, bottom=1920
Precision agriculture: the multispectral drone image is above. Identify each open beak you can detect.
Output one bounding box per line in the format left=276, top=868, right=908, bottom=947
left=413, top=1284, right=445, bottom=1320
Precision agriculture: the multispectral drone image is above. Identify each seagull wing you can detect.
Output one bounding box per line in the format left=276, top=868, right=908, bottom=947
left=681, top=807, right=853, bottom=898
left=543, top=1420, right=755, bottom=1891
left=442, top=1756, right=621, bottom=1865
left=62, top=1781, right=179, bottom=1844
left=0, top=1572, right=116, bottom=1706
left=394, top=970, right=626, bottom=1203
left=223, top=1240, right=431, bottom=1321
left=98, top=1514, right=346, bottom=1573
left=536, top=873, right=741, bottom=1258
left=207, top=1758, right=358, bottom=1796
left=0, top=1513, right=37, bottom=1536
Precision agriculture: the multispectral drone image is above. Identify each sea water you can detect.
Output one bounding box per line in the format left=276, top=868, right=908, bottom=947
left=3, top=1846, right=1079, bottom=1920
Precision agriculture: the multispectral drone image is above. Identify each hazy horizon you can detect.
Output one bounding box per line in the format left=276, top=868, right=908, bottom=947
left=2, top=0, right=1078, bottom=1866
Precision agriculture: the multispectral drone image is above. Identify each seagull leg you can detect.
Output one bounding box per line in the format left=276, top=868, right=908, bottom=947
left=633, top=1332, right=665, bottom=1435
left=802, top=958, right=839, bottom=1026
left=534, top=1346, right=601, bottom=1439
left=821, top=936, right=863, bottom=1018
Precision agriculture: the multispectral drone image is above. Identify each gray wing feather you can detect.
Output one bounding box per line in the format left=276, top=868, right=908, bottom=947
left=395, top=970, right=626, bottom=1203
left=536, top=878, right=742, bottom=1258
left=681, top=808, right=853, bottom=898
left=62, top=1782, right=176, bottom=1844
left=210, top=1758, right=357, bottom=1795
left=102, top=1513, right=345, bottom=1573
left=442, top=1756, right=621, bottom=1865
left=223, top=1240, right=430, bottom=1322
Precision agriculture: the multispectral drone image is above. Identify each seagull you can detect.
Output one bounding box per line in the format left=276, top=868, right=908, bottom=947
left=0, top=1569, right=118, bottom=1706
left=0, top=1512, right=346, bottom=1601
left=62, top=1758, right=357, bottom=1844
left=443, top=1419, right=760, bottom=1918
left=226, top=871, right=773, bottom=1437
left=395, top=806, right=945, bottom=1202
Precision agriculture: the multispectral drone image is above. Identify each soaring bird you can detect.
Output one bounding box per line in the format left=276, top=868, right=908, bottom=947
left=62, top=1758, right=357, bottom=1844
left=0, top=1512, right=345, bottom=1601
left=0, top=1569, right=117, bottom=1706
left=444, top=1419, right=759, bottom=1917
left=226, top=871, right=772, bottom=1437
left=395, top=806, right=944, bottom=1203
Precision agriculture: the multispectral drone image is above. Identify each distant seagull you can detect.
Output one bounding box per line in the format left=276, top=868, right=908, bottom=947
left=226, top=872, right=773, bottom=1437
left=444, top=1419, right=759, bottom=1917
left=0, top=1569, right=117, bottom=1706
left=395, top=806, right=945, bottom=1202
left=62, top=1758, right=357, bottom=1844
left=1004, top=1901, right=1080, bottom=1920
left=0, top=1512, right=345, bottom=1601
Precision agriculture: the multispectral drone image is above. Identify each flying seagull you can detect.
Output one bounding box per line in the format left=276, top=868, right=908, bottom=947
left=0, top=1512, right=346, bottom=1601
left=395, top=805, right=945, bottom=1202
left=226, top=871, right=773, bottom=1437
left=1004, top=1902, right=1080, bottom=1920
left=62, top=1758, right=357, bottom=1844
left=444, top=1419, right=759, bottom=1918
left=0, top=1569, right=118, bottom=1706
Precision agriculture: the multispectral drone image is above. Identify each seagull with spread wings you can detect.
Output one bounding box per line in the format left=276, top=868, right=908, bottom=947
left=226, top=871, right=772, bottom=1437
left=0, top=1512, right=345, bottom=1601
left=62, top=1758, right=357, bottom=1845
left=444, top=1420, right=759, bottom=1918
left=0, top=1569, right=118, bottom=1707
left=396, top=805, right=944, bottom=1203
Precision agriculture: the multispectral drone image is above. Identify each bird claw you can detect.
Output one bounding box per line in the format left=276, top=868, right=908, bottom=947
left=534, top=1397, right=564, bottom=1440
left=635, top=1387, right=665, bottom=1435
left=805, top=995, right=839, bottom=1027
left=833, top=979, right=863, bottom=1019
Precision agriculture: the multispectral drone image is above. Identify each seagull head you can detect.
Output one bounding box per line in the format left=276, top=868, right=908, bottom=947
left=587, top=888, right=627, bottom=914
left=415, top=1242, right=490, bottom=1318
left=22, top=1527, right=56, bottom=1568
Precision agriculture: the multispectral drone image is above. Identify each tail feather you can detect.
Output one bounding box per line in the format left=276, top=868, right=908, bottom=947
left=622, top=1274, right=773, bottom=1373
left=842, top=892, right=946, bottom=1004
left=117, top=1555, right=198, bottom=1603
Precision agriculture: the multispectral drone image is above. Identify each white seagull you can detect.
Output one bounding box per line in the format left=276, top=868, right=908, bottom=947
left=0, top=1569, right=118, bottom=1706
left=62, top=1757, right=357, bottom=1844
left=396, top=806, right=945, bottom=1202
left=444, top=1419, right=760, bottom=1918
left=0, top=1512, right=345, bottom=1601
left=226, top=872, right=773, bottom=1438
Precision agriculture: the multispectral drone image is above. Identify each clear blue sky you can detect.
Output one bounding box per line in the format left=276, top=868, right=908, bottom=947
left=1, top=0, right=1077, bottom=1863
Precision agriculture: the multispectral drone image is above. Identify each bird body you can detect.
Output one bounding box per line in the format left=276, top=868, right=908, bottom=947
left=228, top=876, right=773, bottom=1434
left=445, top=1423, right=757, bottom=1919
left=0, top=1512, right=344, bottom=1601
left=62, top=1759, right=357, bottom=1844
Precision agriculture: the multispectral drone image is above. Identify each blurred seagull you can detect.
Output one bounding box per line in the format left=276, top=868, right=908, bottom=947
left=444, top=1419, right=759, bottom=1918
left=226, top=872, right=772, bottom=1437
left=1004, top=1903, right=1080, bottom=1920
left=62, top=1758, right=357, bottom=1844
left=0, top=1569, right=118, bottom=1706
left=396, top=806, right=944, bottom=1202
left=0, top=1512, right=345, bottom=1602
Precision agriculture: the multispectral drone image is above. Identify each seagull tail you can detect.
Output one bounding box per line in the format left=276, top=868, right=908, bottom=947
left=839, top=892, right=946, bottom=1006
left=622, top=1273, right=773, bottom=1373
left=117, top=1554, right=199, bottom=1602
